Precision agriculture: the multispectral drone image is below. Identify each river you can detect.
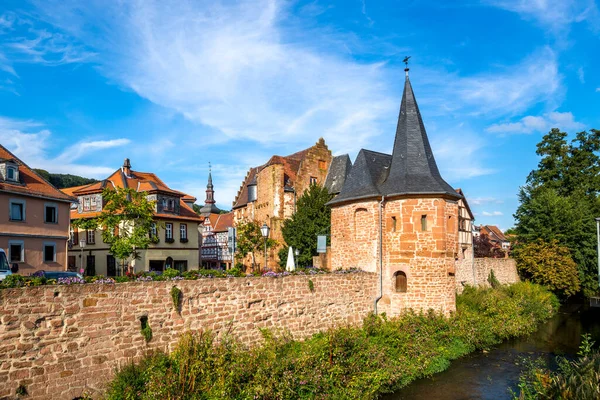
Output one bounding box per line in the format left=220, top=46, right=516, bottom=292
left=384, top=301, right=600, bottom=400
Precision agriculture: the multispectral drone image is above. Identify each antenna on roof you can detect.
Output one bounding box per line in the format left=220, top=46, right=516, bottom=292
left=403, top=56, right=411, bottom=77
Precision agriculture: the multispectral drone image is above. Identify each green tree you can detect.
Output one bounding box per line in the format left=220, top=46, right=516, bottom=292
left=33, top=169, right=98, bottom=189
left=235, top=220, right=276, bottom=272
left=73, top=187, right=157, bottom=275
left=279, top=184, right=333, bottom=268
left=514, top=128, right=600, bottom=296
left=513, top=239, right=580, bottom=298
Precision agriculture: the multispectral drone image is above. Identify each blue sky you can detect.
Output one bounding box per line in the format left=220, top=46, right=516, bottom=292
left=0, top=0, right=599, bottom=230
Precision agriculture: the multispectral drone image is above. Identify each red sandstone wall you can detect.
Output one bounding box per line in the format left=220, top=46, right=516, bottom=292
left=454, top=257, right=519, bottom=293
left=0, top=273, right=376, bottom=399
left=330, top=197, right=458, bottom=316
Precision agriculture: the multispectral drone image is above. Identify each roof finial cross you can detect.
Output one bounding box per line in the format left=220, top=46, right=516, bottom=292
left=403, top=56, right=411, bottom=77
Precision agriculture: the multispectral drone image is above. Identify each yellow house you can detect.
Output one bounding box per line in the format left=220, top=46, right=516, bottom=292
left=61, top=159, right=202, bottom=276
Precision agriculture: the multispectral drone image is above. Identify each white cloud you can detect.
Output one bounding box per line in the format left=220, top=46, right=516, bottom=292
left=482, top=211, right=503, bottom=216
left=452, top=47, right=561, bottom=116
left=485, top=0, right=599, bottom=34
left=596, top=88, right=600, bottom=92
left=486, top=111, right=585, bottom=134
left=470, top=197, right=503, bottom=206
left=0, top=116, right=130, bottom=178
left=429, top=128, right=496, bottom=181
left=28, top=0, right=396, bottom=155
left=577, top=66, right=585, bottom=83
left=58, top=139, right=132, bottom=162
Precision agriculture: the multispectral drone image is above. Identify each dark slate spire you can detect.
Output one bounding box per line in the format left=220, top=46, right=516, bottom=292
left=328, top=71, right=460, bottom=206
left=200, top=162, right=221, bottom=216
left=378, top=74, right=459, bottom=198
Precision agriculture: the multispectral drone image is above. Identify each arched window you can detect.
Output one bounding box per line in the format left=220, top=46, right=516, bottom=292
left=394, top=271, right=407, bottom=293
left=166, top=257, right=173, bottom=270
left=354, top=208, right=369, bottom=239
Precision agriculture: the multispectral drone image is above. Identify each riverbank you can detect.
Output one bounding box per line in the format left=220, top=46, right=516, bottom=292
left=383, top=300, right=600, bottom=399
left=105, top=282, right=558, bottom=399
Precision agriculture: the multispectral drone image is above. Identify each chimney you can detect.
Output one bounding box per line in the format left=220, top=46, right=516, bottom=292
left=123, top=158, right=131, bottom=177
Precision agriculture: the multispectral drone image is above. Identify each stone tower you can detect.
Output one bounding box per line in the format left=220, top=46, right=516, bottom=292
left=327, top=70, right=461, bottom=316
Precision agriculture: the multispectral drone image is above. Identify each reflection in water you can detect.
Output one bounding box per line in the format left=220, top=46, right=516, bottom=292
left=384, top=303, right=600, bottom=400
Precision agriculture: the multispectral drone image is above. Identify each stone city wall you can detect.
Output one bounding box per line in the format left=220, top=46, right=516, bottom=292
left=0, top=273, right=376, bottom=399
left=454, top=257, right=519, bottom=292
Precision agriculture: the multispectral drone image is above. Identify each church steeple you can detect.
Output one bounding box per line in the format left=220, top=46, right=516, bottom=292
left=205, top=162, right=215, bottom=204
left=200, top=162, right=221, bottom=217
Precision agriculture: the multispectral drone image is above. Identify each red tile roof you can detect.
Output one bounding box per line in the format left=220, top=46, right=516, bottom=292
left=213, top=212, right=234, bottom=232
left=0, top=144, right=75, bottom=202
left=481, top=225, right=507, bottom=242
left=62, top=162, right=201, bottom=222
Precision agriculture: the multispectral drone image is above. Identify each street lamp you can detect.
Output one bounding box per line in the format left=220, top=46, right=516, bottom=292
left=260, top=223, right=270, bottom=271
left=79, top=239, right=86, bottom=275
left=295, top=248, right=299, bottom=270
left=596, top=218, right=600, bottom=285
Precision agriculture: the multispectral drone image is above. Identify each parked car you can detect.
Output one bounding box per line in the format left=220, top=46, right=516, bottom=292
left=31, top=270, right=84, bottom=280
left=0, top=249, right=18, bottom=281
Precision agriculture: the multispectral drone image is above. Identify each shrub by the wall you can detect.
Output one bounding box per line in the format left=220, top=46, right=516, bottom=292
left=106, top=282, right=558, bottom=400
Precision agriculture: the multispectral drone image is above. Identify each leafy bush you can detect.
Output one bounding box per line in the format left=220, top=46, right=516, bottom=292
left=170, top=286, right=182, bottom=311
left=513, top=239, right=581, bottom=297
left=163, top=268, right=181, bottom=279
left=107, top=282, right=558, bottom=399
left=513, top=334, right=600, bottom=400
left=1, top=275, right=27, bottom=288
left=487, top=270, right=501, bottom=289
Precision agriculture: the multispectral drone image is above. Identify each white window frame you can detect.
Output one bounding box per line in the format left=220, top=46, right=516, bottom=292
left=8, top=240, right=24, bottom=263
left=150, top=223, right=157, bottom=237
left=180, top=224, right=187, bottom=240
left=87, top=229, right=95, bottom=244
left=9, top=199, right=26, bottom=222
left=44, top=202, right=58, bottom=224
left=166, top=223, right=173, bottom=239
left=90, top=196, right=97, bottom=210
left=83, top=197, right=91, bottom=212
left=43, top=242, right=56, bottom=263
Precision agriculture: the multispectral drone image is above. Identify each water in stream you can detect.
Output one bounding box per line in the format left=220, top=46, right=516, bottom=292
left=384, top=302, right=600, bottom=400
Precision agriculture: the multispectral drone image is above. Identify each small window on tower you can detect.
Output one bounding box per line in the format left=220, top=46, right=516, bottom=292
left=394, top=271, right=407, bottom=293
left=391, top=216, right=397, bottom=232
left=421, top=215, right=427, bottom=231
left=318, top=160, right=326, bottom=170
left=310, top=176, right=317, bottom=185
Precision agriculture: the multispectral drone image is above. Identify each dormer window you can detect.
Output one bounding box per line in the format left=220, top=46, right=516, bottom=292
left=6, top=167, right=16, bottom=181
left=2, top=162, right=19, bottom=182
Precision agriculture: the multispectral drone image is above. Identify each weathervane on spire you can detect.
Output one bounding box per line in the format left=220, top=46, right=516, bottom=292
left=403, top=56, right=411, bottom=77
left=208, top=161, right=212, bottom=174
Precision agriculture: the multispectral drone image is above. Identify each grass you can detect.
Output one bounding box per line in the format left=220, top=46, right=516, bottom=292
left=106, top=282, right=558, bottom=400
left=512, top=333, right=600, bottom=400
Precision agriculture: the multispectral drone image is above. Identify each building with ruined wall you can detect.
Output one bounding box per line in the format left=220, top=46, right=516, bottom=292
left=327, top=70, right=461, bottom=316
left=232, top=139, right=332, bottom=269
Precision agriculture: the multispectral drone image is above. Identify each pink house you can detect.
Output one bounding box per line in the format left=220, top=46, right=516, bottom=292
left=0, top=145, right=74, bottom=275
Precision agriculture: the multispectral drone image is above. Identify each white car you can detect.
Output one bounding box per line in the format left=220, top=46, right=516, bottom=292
left=0, top=249, right=18, bottom=281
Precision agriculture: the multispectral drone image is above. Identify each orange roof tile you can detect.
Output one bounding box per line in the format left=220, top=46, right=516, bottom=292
left=214, top=212, right=234, bottom=232
left=63, top=160, right=201, bottom=223
left=0, top=144, right=75, bottom=202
